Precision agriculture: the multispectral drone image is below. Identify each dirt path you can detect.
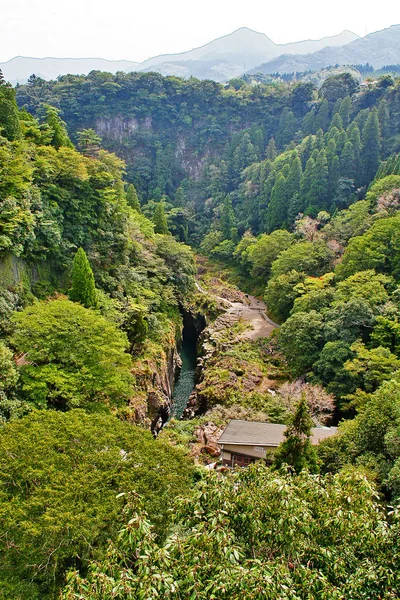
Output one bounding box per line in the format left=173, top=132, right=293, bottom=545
left=195, top=282, right=279, bottom=340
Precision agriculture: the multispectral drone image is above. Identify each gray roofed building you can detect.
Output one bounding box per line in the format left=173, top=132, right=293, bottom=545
left=218, top=420, right=338, bottom=468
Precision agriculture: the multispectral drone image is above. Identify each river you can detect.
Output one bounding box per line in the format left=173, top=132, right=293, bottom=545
left=171, top=332, right=197, bottom=419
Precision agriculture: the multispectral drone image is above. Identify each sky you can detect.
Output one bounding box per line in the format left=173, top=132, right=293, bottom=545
left=1, top=0, right=400, bottom=63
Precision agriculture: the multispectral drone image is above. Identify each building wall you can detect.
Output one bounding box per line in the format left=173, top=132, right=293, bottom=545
left=221, top=444, right=277, bottom=467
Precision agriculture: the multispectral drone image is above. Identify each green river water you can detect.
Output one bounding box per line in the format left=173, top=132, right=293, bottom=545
left=171, top=335, right=197, bottom=419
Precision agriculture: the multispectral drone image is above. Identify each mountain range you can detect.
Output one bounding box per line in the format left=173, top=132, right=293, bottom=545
left=1, top=25, right=399, bottom=85
left=250, top=24, right=400, bottom=75
left=0, top=28, right=358, bottom=84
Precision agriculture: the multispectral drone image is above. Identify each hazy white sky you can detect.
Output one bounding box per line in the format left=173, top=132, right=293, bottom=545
left=1, top=0, right=400, bottom=63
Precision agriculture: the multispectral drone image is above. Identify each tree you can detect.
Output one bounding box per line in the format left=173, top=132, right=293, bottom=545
left=271, top=240, right=333, bottom=279
left=247, top=230, right=293, bottom=283
left=11, top=298, right=133, bottom=410
left=264, top=270, right=305, bottom=322
left=345, top=341, right=400, bottom=394
left=126, top=183, right=141, bottom=211
left=0, top=409, right=193, bottom=598
left=265, top=172, right=288, bottom=232
left=274, top=394, right=318, bottom=472
left=320, top=73, right=359, bottom=102
left=0, top=341, right=20, bottom=420
left=361, top=108, right=382, bottom=184
left=220, top=196, right=236, bottom=239
left=278, top=310, right=325, bottom=375
left=339, top=96, right=352, bottom=128
left=0, top=82, right=21, bottom=141
left=314, top=99, right=330, bottom=131
left=76, top=128, right=102, bottom=156
left=153, top=201, right=169, bottom=234
left=335, top=215, right=400, bottom=280
left=341, top=140, right=356, bottom=180
left=63, top=466, right=399, bottom=600
left=265, top=137, right=277, bottom=160
left=377, top=99, right=390, bottom=155
left=276, top=107, right=297, bottom=149
left=69, top=247, right=98, bottom=309
left=277, top=381, right=335, bottom=425
left=44, top=104, right=73, bottom=149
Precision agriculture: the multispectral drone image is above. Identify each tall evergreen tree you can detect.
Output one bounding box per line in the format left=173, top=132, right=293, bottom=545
left=341, top=141, right=356, bottom=180
left=126, top=184, right=141, bottom=211
left=69, top=248, right=98, bottom=309
left=361, top=108, right=382, bottom=184
left=265, top=137, right=277, bottom=161
left=153, top=202, right=169, bottom=235
left=302, top=110, right=316, bottom=135
left=265, top=172, right=288, bottom=232
left=220, top=196, right=236, bottom=240
left=45, top=105, right=73, bottom=150
left=347, top=122, right=362, bottom=183
left=378, top=99, right=390, bottom=155
left=330, top=112, right=343, bottom=131
left=339, top=96, right=352, bottom=128
left=0, top=82, right=21, bottom=141
left=276, top=108, right=297, bottom=149
left=274, top=394, right=318, bottom=473
left=328, top=155, right=341, bottom=197
left=314, top=100, right=330, bottom=131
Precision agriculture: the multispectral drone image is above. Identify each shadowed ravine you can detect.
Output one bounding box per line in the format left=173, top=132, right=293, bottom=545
left=171, top=334, right=197, bottom=419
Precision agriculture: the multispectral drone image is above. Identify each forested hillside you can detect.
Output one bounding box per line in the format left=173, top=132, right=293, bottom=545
left=16, top=70, right=400, bottom=245
left=2, top=66, right=400, bottom=598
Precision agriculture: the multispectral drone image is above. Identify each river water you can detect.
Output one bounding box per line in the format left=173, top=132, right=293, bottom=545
left=171, top=334, right=197, bottom=419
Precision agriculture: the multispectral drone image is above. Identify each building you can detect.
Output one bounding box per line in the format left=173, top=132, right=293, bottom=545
left=218, top=420, right=338, bottom=468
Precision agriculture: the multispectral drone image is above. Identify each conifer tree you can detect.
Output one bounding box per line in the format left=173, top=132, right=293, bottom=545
left=300, top=156, right=316, bottom=206
left=286, top=154, right=302, bottom=200
left=361, top=108, right=382, bottom=184
left=378, top=99, right=390, bottom=155
left=126, top=183, right=141, bottom=211
left=339, top=96, right=352, bottom=128
left=153, top=202, right=169, bottom=234
left=265, top=172, right=288, bottom=232
left=347, top=122, right=362, bottom=182
left=265, top=137, right=277, bottom=161
left=314, top=128, right=325, bottom=150
left=314, top=99, right=330, bottom=131
left=328, top=155, right=340, bottom=197
left=0, top=81, right=21, bottom=141
left=311, top=149, right=329, bottom=209
left=69, top=248, right=98, bottom=309
left=276, top=108, right=297, bottom=149
left=302, top=110, right=316, bottom=135
left=274, top=394, right=318, bottom=473
left=220, top=196, right=236, bottom=239
left=300, top=135, right=314, bottom=168
left=341, top=140, right=356, bottom=180
left=335, top=130, right=348, bottom=156
left=330, top=112, right=343, bottom=131
left=45, top=105, right=73, bottom=150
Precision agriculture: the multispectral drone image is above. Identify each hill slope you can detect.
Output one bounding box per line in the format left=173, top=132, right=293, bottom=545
left=250, top=24, right=400, bottom=74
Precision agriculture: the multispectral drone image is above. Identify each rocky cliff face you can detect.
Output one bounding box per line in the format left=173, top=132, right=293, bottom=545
left=95, top=116, right=152, bottom=142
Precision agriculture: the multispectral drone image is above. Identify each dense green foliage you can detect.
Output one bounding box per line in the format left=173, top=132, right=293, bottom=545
left=0, top=410, right=193, bottom=599
left=11, top=298, right=133, bottom=411
left=63, top=465, right=400, bottom=599
left=68, top=247, right=98, bottom=308
left=15, top=71, right=400, bottom=247
left=1, top=66, right=400, bottom=599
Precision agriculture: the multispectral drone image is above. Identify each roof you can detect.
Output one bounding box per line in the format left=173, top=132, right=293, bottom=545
left=218, top=420, right=338, bottom=448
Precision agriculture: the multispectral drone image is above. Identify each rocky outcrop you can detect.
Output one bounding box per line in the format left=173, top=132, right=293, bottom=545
left=95, top=116, right=152, bottom=142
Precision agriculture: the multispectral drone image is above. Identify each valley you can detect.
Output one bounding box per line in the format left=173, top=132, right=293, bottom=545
left=1, top=56, right=400, bottom=598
